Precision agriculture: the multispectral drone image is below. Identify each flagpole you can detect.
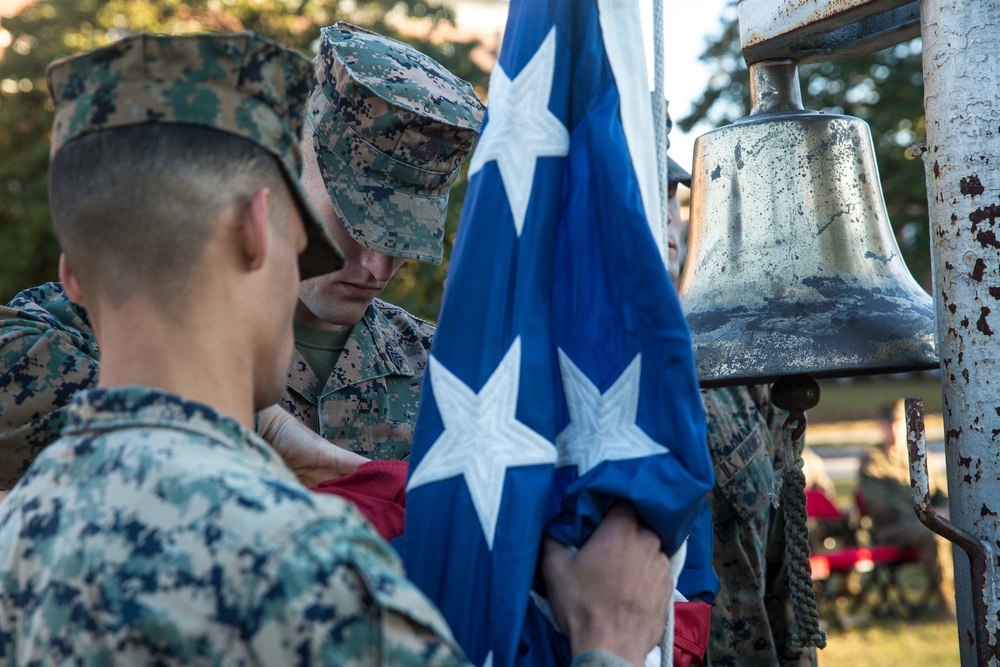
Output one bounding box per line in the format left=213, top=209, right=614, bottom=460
left=652, top=8, right=677, bottom=667
left=651, top=0, right=670, bottom=256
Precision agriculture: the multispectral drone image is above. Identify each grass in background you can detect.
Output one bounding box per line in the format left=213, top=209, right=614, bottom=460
left=819, top=618, right=959, bottom=665
left=810, top=373, right=944, bottom=423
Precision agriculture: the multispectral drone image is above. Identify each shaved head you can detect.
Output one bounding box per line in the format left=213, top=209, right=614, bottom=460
left=49, top=124, right=295, bottom=313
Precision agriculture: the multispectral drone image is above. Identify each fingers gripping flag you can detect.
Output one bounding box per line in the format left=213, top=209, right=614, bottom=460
left=403, top=1, right=714, bottom=665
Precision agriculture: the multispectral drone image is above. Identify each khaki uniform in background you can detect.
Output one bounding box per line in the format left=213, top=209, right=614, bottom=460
left=858, top=443, right=953, bottom=610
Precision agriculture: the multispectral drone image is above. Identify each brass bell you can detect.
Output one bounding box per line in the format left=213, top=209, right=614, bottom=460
left=677, top=59, right=938, bottom=388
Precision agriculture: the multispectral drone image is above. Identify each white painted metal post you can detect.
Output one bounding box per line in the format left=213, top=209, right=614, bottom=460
left=921, top=0, right=1000, bottom=663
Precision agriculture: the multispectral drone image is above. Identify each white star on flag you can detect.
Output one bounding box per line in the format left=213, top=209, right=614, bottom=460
left=406, top=338, right=557, bottom=549
left=555, top=349, right=667, bottom=474
left=467, top=26, right=570, bottom=237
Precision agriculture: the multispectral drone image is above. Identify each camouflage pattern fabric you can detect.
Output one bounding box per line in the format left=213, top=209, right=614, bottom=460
left=0, top=385, right=469, bottom=665
left=46, top=30, right=342, bottom=278
left=309, top=22, right=484, bottom=264
left=701, top=386, right=817, bottom=667
left=0, top=283, right=98, bottom=490
left=282, top=299, right=434, bottom=460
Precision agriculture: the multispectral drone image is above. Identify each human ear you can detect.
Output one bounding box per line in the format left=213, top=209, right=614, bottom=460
left=240, top=187, right=271, bottom=271
left=59, top=252, right=86, bottom=307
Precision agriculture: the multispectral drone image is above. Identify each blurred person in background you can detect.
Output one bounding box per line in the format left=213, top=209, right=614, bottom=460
left=857, top=399, right=954, bottom=618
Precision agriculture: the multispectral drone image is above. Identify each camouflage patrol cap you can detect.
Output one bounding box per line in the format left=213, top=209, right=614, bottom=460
left=46, top=31, right=344, bottom=278
left=308, top=22, right=485, bottom=265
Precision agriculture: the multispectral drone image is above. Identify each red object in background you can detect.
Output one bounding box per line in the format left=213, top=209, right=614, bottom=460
left=312, top=460, right=409, bottom=541
left=805, top=488, right=846, bottom=520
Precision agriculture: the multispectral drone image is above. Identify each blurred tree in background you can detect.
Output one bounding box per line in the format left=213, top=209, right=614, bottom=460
left=679, top=2, right=931, bottom=288
left=0, top=0, right=488, bottom=320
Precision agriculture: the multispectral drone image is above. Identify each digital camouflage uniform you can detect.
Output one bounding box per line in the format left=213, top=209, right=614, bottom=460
left=0, top=283, right=96, bottom=489
left=0, top=25, right=485, bottom=483
left=282, top=299, right=435, bottom=460
left=701, top=386, right=816, bottom=667
left=0, top=28, right=636, bottom=667
left=0, top=387, right=469, bottom=665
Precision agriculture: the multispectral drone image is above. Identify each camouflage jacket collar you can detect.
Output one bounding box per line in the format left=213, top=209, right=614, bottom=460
left=289, top=299, right=417, bottom=401
left=63, top=385, right=279, bottom=465
left=9, top=281, right=98, bottom=357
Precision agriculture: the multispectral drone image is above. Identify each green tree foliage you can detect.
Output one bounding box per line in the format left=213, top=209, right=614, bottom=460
left=0, top=0, right=488, bottom=320
left=679, top=4, right=932, bottom=287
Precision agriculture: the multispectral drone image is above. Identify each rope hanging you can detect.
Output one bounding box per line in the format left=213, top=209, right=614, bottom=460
left=773, top=416, right=828, bottom=649
left=651, top=0, right=669, bottom=240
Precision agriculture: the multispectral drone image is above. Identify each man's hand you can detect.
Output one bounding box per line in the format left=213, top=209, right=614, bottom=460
left=541, top=503, right=671, bottom=667
left=258, top=405, right=367, bottom=487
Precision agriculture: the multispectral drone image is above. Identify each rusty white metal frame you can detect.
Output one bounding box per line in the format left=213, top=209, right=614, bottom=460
left=737, top=0, right=919, bottom=63
left=919, top=0, right=1000, bottom=662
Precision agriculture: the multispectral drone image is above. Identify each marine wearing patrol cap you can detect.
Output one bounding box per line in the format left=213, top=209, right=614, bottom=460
left=45, top=31, right=344, bottom=277
left=307, top=22, right=485, bottom=265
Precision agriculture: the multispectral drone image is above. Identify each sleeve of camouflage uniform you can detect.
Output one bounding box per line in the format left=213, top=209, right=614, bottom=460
left=571, top=652, right=639, bottom=667
left=0, top=283, right=99, bottom=489
left=247, top=517, right=638, bottom=667
left=247, top=515, right=470, bottom=666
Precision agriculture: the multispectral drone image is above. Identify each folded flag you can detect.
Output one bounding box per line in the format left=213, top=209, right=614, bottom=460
left=403, top=1, right=714, bottom=665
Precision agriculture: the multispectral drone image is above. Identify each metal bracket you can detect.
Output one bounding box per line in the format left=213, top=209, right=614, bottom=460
left=906, top=397, right=999, bottom=665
